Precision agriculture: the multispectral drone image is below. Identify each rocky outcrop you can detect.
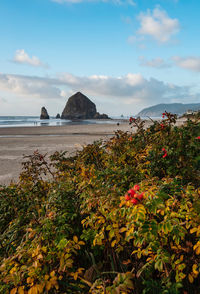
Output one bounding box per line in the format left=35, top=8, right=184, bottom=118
left=94, top=112, right=109, bottom=119
left=40, top=107, right=49, bottom=119
left=56, top=113, right=61, bottom=119
left=61, top=92, right=110, bottom=120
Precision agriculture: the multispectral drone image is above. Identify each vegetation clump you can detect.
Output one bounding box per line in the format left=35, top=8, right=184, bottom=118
left=0, top=113, right=200, bottom=293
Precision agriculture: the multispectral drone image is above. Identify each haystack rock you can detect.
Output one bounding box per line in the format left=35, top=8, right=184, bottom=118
left=40, top=107, right=49, bottom=119
left=61, top=92, right=110, bottom=120
left=56, top=113, right=61, bottom=119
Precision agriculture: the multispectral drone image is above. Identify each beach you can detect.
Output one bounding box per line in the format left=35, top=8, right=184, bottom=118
left=0, top=122, right=130, bottom=185
left=0, top=118, right=187, bottom=185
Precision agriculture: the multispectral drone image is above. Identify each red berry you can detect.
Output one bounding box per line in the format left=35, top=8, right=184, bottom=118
left=133, top=184, right=140, bottom=191
left=137, top=193, right=144, bottom=200
left=128, top=189, right=136, bottom=197
left=129, top=117, right=133, bottom=123
left=125, top=194, right=131, bottom=201
left=131, top=198, right=138, bottom=205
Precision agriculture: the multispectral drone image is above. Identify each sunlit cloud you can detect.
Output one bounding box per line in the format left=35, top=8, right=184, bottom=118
left=133, top=7, right=180, bottom=43
left=12, top=49, right=49, bottom=68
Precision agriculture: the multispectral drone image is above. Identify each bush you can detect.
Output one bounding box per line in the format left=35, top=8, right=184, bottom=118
left=0, top=113, right=200, bottom=293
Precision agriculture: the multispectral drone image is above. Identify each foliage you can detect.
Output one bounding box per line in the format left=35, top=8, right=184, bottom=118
left=0, top=113, right=200, bottom=293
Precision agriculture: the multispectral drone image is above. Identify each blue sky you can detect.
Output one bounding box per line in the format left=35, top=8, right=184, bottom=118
left=0, top=0, right=200, bottom=116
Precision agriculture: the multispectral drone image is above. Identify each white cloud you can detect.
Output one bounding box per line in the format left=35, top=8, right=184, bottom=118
left=139, top=56, right=171, bottom=68
left=12, top=49, right=49, bottom=68
left=136, top=7, right=180, bottom=43
left=52, top=0, right=136, bottom=5
left=172, top=56, right=200, bottom=72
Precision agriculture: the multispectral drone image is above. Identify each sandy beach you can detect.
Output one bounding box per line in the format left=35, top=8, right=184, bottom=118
left=0, top=118, right=187, bottom=185
left=0, top=122, right=131, bottom=185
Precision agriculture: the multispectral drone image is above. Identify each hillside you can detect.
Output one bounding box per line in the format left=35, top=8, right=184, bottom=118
left=137, top=103, right=200, bottom=117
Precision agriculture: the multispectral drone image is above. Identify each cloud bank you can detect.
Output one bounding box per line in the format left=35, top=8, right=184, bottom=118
left=0, top=72, right=195, bottom=108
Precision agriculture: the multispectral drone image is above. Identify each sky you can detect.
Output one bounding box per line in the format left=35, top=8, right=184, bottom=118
left=0, top=0, right=200, bottom=116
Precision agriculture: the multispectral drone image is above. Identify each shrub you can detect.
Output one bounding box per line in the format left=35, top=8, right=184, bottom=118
left=0, top=113, right=199, bottom=293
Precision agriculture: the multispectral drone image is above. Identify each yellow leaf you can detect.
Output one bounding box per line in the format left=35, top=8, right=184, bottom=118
left=50, top=271, right=55, bottom=277
left=78, top=241, right=85, bottom=246
left=192, top=264, right=199, bottom=275
left=36, top=284, right=44, bottom=294
left=111, top=240, right=117, bottom=247
left=46, top=282, right=51, bottom=291
left=113, top=224, right=118, bottom=228
left=196, top=246, right=200, bottom=255
left=190, top=228, right=197, bottom=234
left=119, top=227, right=127, bottom=233
left=73, top=236, right=78, bottom=243
left=77, top=267, right=84, bottom=274
left=73, top=272, right=78, bottom=280
left=18, top=287, right=24, bottom=294
left=28, top=286, right=38, bottom=294
left=10, top=288, right=17, bottom=294
left=188, top=274, right=194, bottom=283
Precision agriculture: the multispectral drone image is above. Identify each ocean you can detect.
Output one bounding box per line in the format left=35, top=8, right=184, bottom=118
left=0, top=116, right=127, bottom=128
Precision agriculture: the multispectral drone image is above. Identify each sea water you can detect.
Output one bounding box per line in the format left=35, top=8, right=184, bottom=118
left=0, top=116, right=127, bottom=128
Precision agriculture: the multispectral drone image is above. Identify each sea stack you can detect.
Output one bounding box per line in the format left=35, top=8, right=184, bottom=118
left=61, top=92, right=109, bottom=120
left=56, top=113, right=61, bottom=119
left=40, top=107, right=49, bottom=119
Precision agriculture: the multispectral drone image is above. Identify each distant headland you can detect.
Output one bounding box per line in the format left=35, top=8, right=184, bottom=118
left=137, top=103, right=200, bottom=117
